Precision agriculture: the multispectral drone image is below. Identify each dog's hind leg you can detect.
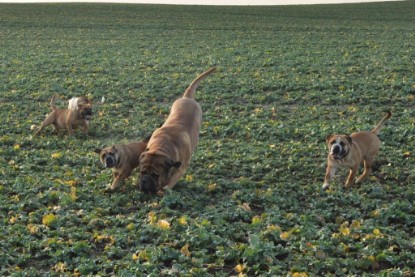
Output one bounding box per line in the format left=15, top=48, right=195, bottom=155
left=356, top=157, right=374, bottom=184
left=35, top=114, right=54, bottom=135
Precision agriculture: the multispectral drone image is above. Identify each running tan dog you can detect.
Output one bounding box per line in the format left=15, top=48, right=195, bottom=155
left=35, top=95, right=92, bottom=136
left=138, top=67, right=216, bottom=194
left=95, top=135, right=150, bottom=191
left=323, top=111, right=392, bottom=190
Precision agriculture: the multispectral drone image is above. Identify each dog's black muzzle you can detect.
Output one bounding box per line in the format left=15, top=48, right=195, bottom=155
left=332, top=145, right=347, bottom=160
left=104, top=155, right=116, bottom=168
left=139, top=175, right=158, bottom=194
left=82, top=109, right=93, bottom=120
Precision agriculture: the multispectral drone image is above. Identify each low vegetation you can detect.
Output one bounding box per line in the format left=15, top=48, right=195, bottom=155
left=0, top=1, right=414, bottom=275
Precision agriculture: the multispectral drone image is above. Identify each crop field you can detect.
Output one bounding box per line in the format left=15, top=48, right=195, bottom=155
left=1, top=1, right=415, bottom=276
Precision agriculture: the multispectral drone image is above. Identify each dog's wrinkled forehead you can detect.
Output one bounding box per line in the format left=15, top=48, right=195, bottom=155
left=332, top=136, right=342, bottom=145
left=140, top=154, right=165, bottom=174
left=101, top=147, right=117, bottom=157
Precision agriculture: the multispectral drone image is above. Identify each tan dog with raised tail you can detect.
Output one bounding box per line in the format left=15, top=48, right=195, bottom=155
left=323, top=111, right=392, bottom=190
left=35, top=95, right=92, bottom=136
left=138, top=67, right=216, bottom=194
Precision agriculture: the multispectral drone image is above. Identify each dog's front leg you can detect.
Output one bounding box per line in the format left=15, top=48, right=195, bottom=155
left=82, top=121, right=89, bottom=134
left=165, top=168, right=185, bottom=190
left=323, top=165, right=336, bottom=190
left=66, top=124, right=74, bottom=136
left=110, top=170, right=131, bottom=190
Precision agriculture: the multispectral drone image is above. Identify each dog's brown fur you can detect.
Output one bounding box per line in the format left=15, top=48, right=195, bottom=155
left=95, top=136, right=150, bottom=191
left=35, top=95, right=92, bottom=136
left=323, top=111, right=392, bottom=189
left=138, top=67, right=216, bottom=194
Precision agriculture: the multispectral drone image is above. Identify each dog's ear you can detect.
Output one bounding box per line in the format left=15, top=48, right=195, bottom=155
left=165, top=159, right=181, bottom=169
left=346, top=135, right=353, bottom=146
left=326, top=134, right=334, bottom=143
left=93, top=148, right=102, bottom=154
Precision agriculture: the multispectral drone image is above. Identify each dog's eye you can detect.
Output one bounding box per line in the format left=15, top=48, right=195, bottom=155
left=340, top=142, right=345, bottom=146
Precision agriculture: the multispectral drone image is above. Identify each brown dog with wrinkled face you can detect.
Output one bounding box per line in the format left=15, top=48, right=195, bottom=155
left=35, top=95, right=92, bottom=136
left=323, top=111, right=392, bottom=190
left=95, top=135, right=150, bottom=191
left=138, top=67, right=216, bottom=194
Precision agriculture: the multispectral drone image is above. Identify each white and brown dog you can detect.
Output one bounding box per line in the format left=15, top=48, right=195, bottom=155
left=35, top=95, right=92, bottom=136
left=323, top=111, right=392, bottom=190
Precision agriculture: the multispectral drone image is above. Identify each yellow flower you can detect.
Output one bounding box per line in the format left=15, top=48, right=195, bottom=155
left=133, top=250, right=149, bottom=261
left=42, top=214, right=56, bottom=226
left=70, top=186, right=77, bottom=201
left=280, top=231, right=292, bottom=240
left=266, top=225, right=281, bottom=232
left=13, top=144, right=20, bottom=151
left=65, top=180, right=77, bottom=186
left=207, top=183, right=217, bottom=192
left=27, top=224, right=39, bottom=234
left=373, top=228, right=382, bottom=236
left=53, top=262, right=67, bottom=273
left=350, top=220, right=361, bottom=229
left=156, top=219, right=170, bottom=230
left=234, top=263, right=245, bottom=273
left=251, top=215, right=263, bottom=225
left=126, top=223, right=135, bottom=231
left=340, top=226, right=350, bottom=236
left=148, top=211, right=157, bottom=224
left=185, top=175, right=193, bottom=182
left=180, top=244, right=191, bottom=257
left=178, top=216, right=187, bottom=226
left=51, top=152, right=62, bottom=159
left=9, top=216, right=18, bottom=224
left=293, top=272, right=308, bottom=277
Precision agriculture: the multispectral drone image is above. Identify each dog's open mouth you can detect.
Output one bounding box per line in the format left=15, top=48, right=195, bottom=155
left=331, top=151, right=347, bottom=160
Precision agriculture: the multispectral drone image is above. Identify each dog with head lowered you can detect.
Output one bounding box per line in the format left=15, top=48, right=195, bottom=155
left=138, top=67, right=216, bottom=194
left=323, top=111, right=392, bottom=190
left=95, top=134, right=150, bottom=191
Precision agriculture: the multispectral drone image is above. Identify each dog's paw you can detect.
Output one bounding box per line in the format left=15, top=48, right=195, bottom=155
left=322, top=183, right=330, bottom=190
left=344, top=182, right=354, bottom=189
left=104, top=184, right=117, bottom=193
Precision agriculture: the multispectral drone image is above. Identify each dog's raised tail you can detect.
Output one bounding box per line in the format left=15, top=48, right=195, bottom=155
left=183, top=67, right=216, bottom=99
left=372, top=111, right=392, bottom=135
left=50, top=95, right=58, bottom=111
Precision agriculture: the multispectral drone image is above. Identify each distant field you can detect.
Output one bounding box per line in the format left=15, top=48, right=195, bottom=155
left=0, top=1, right=414, bottom=275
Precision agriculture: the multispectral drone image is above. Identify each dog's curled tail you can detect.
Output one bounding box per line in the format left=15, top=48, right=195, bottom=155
left=183, top=67, right=216, bottom=99
left=372, top=111, right=392, bottom=135
left=50, top=95, right=58, bottom=111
